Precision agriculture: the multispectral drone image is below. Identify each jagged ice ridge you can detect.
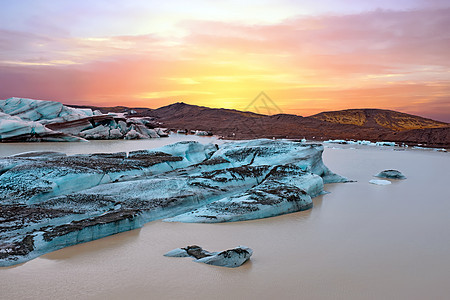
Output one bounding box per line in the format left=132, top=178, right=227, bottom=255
left=0, top=139, right=348, bottom=266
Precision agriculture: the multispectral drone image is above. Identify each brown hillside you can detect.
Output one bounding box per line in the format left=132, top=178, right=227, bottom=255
left=311, top=109, right=448, bottom=131
left=68, top=103, right=449, bottom=147
left=150, top=104, right=393, bottom=140
left=383, top=127, right=450, bottom=146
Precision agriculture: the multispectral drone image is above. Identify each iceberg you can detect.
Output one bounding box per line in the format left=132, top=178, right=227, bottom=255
left=375, top=141, right=397, bottom=147
left=164, top=245, right=253, bottom=268
left=0, top=111, right=52, bottom=139
left=323, top=139, right=401, bottom=147
left=0, top=111, right=87, bottom=142
left=369, top=179, right=391, bottom=185
left=0, top=139, right=348, bottom=266
left=165, top=164, right=321, bottom=223
left=0, top=97, right=166, bottom=141
left=195, top=130, right=212, bottom=136
left=323, top=139, right=349, bottom=144
left=0, top=97, right=92, bottom=123
left=375, top=169, right=406, bottom=180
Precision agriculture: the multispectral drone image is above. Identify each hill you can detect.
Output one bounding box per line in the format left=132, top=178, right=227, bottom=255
left=310, top=109, right=448, bottom=131
left=68, top=102, right=450, bottom=147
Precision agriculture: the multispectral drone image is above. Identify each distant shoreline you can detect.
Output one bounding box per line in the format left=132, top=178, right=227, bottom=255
left=1, top=97, right=449, bottom=148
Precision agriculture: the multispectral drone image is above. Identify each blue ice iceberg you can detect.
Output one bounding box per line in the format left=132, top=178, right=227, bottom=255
left=369, top=179, right=391, bottom=185
left=375, top=169, right=406, bottom=180
left=165, top=164, right=322, bottom=223
left=164, top=245, right=253, bottom=268
left=0, top=139, right=348, bottom=266
left=0, top=97, right=166, bottom=141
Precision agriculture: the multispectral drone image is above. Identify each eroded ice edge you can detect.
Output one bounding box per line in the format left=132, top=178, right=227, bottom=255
left=0, top=97, right=169, bottom=142
left=164, top=245, right=253, bottom=268
left=0, top=139, right=348, bottom=266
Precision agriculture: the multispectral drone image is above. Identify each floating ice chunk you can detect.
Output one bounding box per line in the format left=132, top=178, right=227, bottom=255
left=196, top=246, right=253, bottom=268
left=375, top=141, right=396, bottom=147
left=323, top=139, right=349, bottom=144
left=155, top=128, right=169, bottom=137
left=0, top=112, right=51, bottom=138
left=357, top=140, right=375, bottom=145
left=164, top=245, right=253, bottom=268
left=195, top=130, right=211, bottom=136
left=0, top=97, right=166, bottom=141
left=375, top=169, right=406, bottom=180
left=79, top=125, right=110, bottom=139
left=324, top=139, right=398, bottom=147
left=163, top=248, right=191, bottom=257
left=0, top=111, right=86, bottom=142
left=369, top=179, right=391, bottom=185
left=109, top=128, right=123, bottom=139
left=136, top=126, right=160, bottom=138
left=0, top=97, right=93, bottom=123
left=125, top=129, right=144, bottom=139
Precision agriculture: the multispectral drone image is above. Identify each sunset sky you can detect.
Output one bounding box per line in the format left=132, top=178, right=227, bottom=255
left=1, top=0, right=449, bottom=121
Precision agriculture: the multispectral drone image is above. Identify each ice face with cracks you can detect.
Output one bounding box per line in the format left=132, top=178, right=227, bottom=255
left=164, top=245, right=253, bottom=268
left=0, top=97, right=167, bottom=141
left=0, top=139, right=348, bottom=266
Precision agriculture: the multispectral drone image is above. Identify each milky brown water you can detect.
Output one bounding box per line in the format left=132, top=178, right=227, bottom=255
left=1, top=140, right=449, bottom=300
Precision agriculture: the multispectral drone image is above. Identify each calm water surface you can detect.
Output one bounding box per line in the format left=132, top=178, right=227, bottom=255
left=1, top=139, right=449, bottom=300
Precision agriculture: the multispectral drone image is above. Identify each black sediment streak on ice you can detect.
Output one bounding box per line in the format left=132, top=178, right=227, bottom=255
left=0, top=139, right=348, bottom=266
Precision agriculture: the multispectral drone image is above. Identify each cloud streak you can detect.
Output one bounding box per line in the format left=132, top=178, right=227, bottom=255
left=0, top=6, right=449, bottom=121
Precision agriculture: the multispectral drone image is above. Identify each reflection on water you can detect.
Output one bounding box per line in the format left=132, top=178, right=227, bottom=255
left=1, top=142, right=450, bottom=300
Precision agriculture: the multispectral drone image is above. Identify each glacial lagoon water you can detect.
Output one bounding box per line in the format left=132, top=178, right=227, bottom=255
left=1, top=138, right=450, bottom=300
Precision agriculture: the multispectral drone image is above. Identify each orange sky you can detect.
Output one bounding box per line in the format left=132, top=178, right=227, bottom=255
left=1, top=1, right=449, bottom=121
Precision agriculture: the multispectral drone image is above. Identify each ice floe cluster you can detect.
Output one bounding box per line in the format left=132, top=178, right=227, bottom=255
left=324, top=139, right=448, bottom=152
left=0, top=97, right=167, bottom=142
left=0, top=139, right=348, bottom=266
left=323, top=139, right=397, bottom=147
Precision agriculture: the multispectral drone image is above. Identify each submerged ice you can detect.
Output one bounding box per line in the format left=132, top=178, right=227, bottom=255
left=0, top=139, right=348, bottom=266
left=369, top=179, right=392, bottom=185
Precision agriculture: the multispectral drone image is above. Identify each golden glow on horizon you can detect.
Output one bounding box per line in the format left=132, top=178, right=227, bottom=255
left=1, top=6, right=449, bottom=121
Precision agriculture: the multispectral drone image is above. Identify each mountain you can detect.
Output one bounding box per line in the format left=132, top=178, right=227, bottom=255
left=310, top=109, right=448, bottom=131
left=69, top=102, right=450, bottom=147
left=149, top=102, right=266, bottom=131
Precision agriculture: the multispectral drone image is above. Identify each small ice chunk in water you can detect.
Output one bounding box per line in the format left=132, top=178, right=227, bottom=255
left=375, top=169, right=406, bottom=180
left=164, top=245, right=253, bottom=268
left=369, top=179, right=391, bottom=185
